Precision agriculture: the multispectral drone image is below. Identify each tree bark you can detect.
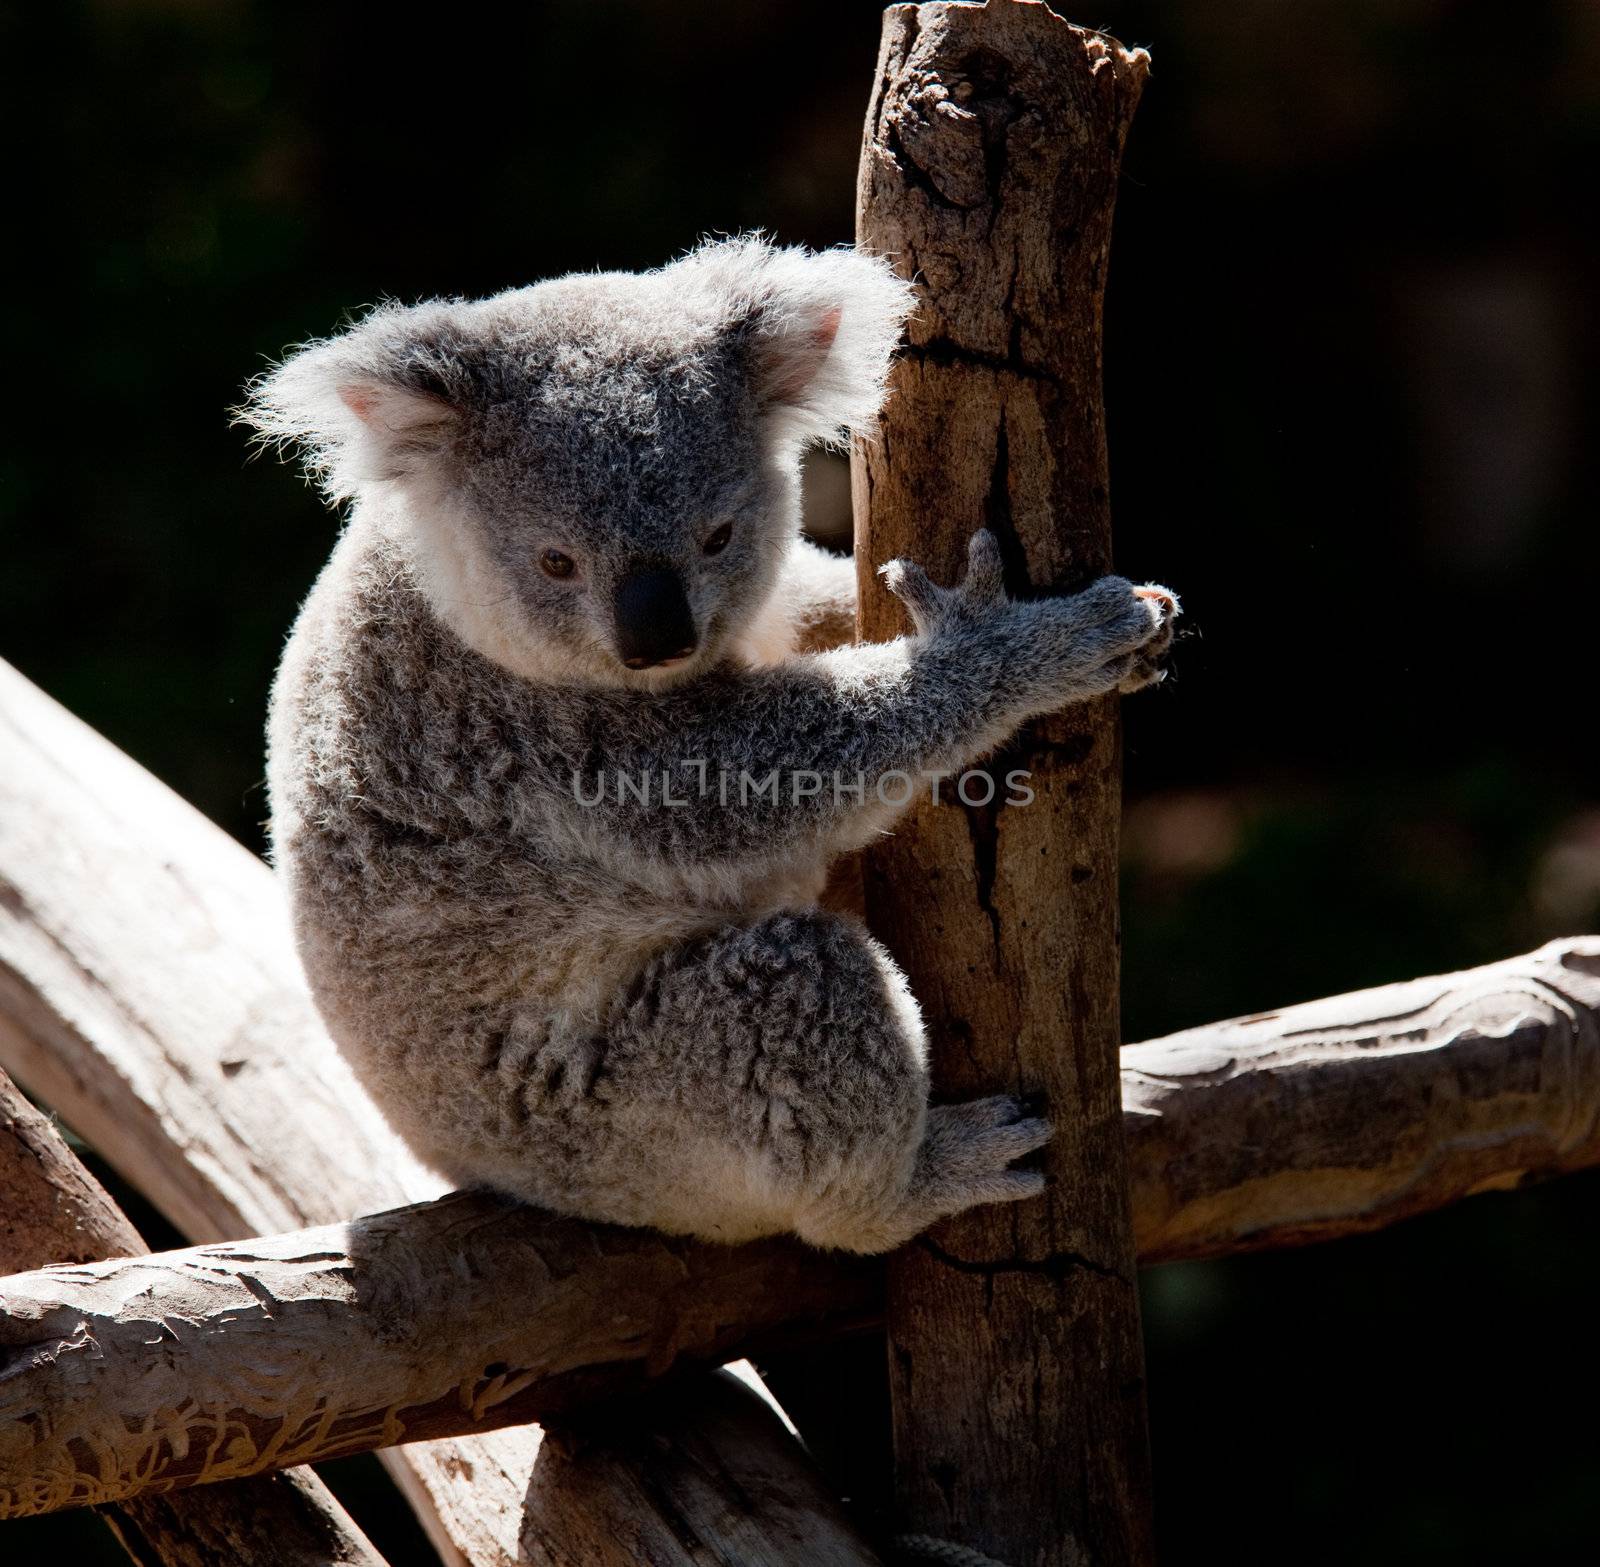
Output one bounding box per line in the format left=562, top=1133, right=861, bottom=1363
left=1, top=1070, right=147, bottom=1270
left=0, top=1067, right=387, bottom=1566
left=95, top=1483, right=387, bottom=1567
left=3, top=926, right=1597, bottom=1520
left=0, top=1192, right=875, bottom=1520
left=855, top=4, right=1154, bottom=1563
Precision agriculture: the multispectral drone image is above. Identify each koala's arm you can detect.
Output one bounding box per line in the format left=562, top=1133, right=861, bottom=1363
left=783, top=537, right=859, bottom=653
left=565, top=532, right=1176, bottom=868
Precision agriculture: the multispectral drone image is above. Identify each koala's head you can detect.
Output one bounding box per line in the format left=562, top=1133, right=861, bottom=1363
left=242, top=237, right=914, bottom=686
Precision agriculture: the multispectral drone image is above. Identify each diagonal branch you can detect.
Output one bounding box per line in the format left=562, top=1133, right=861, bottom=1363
left=0, top=1064, right=387, bottom=1564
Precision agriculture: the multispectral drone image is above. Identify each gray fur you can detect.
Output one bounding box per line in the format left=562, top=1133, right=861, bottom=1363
left=245, top=237, right=1178, bottom=1253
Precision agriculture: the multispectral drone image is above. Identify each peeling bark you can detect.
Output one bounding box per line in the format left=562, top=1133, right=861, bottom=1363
left=0, top=1191, right=875, bottom=1521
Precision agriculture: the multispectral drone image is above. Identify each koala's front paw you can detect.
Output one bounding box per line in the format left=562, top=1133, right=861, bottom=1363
left=879, top=529, right=1008, bottom=637
left=1018, top=573, right=1181, bottom=707
left=1118, top=584, right=1181, bottom=693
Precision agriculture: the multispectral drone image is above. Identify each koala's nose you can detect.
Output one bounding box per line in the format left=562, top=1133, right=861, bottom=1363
left=613, top=568, right=698, bottom=670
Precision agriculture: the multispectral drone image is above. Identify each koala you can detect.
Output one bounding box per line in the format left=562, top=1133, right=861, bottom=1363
left=245, top=236, right=1178, bottom=1255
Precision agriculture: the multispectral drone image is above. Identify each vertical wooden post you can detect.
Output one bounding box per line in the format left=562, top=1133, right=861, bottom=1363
left=854, top=4, right=1154, bottom=1564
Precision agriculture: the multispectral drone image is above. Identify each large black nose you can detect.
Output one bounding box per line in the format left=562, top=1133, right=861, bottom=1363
left=613, top=568, right=697, bottom=670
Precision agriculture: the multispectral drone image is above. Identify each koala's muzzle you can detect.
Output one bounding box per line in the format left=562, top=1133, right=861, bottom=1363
left=613, top=568, right=698, bottom=670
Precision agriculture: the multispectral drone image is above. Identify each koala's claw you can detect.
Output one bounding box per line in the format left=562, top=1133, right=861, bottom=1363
left=1135, top=584, right=1180, bottom=641
left=882, top=541, right=1180, bottom=702
left=879, top=556, right=942, bottom=631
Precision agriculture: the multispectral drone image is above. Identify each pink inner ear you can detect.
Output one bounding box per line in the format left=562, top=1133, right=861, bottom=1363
left=338, top=381, right=456, bottom=435
left=813, top=304, right=843, bottom=356
left=337, top=384, right=381, bottom=425
left=766, top=305, right=844, bottom=407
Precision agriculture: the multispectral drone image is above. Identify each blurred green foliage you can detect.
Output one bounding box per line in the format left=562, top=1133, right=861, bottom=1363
left=3, top=1, right=1597, bottom=1562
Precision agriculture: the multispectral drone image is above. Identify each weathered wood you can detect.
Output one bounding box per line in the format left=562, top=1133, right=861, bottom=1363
left=855, top=4, right=1154, bottom=1563
left=96, top=1481, right=390, bottom=1567
left=0, top=672, right=442, bottom=1245
left=1125, top=936, right=1600, bottom=1261
left=0, top=1066, right=387, bottom=1567
left=522, top=1368, right=883, bottom=1566
left=0, top=656, right=512, bottom=1564
left=0, top=655, right=869, bottom=1565
left=1, top=1071, right=145, bottom=1270
left=0, top=1190, right=876, bottom=1520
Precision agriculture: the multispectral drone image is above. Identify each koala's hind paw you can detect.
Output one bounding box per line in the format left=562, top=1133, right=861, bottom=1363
left=799, top=1094, right=1051, bottom=1254
left=1118, top=584, right=1181, bottom=693
left=912, top=1094, right=1053, bottom=1214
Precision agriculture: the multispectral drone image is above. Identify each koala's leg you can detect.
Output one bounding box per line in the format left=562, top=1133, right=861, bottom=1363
left=591, top=909, right=1051, bottom=1254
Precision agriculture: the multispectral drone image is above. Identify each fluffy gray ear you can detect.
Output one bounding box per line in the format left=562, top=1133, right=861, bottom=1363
left=670, top=236, right=917, bottom=446
left=237, top=303, right=461, bottom=502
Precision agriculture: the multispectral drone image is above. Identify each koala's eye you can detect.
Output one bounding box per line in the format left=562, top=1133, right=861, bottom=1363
left=541, top=548, right=577, bottom=580
left=702, top=523, right=733, bottom=557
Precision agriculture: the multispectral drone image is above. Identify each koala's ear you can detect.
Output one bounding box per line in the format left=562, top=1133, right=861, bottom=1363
left=675, top=237, right=917, bottom=447
left=236, top=304, right=462, bottom=502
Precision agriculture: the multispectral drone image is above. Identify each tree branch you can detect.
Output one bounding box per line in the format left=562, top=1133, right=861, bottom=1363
left=1125, top=936, right=1600, bottom=1262
left=0, top=1065, right=387, bottom=1564
left=0, top=1190, right=876, bottom=1519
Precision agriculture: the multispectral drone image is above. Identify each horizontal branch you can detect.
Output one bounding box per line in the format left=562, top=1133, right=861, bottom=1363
left=1124, top=935, right=1600, bottom=1261
left=2, top=1053, right=881, bottom=1561
left=0, top=1192, right=875, bottom=1518
left=4, top=933, right=1598, bottom=1518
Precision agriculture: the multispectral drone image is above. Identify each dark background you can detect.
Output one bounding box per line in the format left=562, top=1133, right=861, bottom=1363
left=3, top=1, right=1598, bottom=1562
